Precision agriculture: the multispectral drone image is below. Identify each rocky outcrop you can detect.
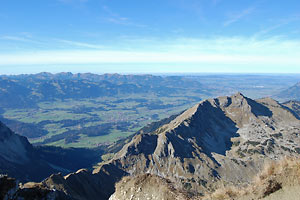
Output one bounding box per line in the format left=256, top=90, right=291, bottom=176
left=109, top=174, right=190, bottom=200
left=0, top=174, right=72, bottom=200
left=39, top=164, right=127, bottom=200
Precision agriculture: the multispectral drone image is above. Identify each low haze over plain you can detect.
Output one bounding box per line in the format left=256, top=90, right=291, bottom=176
left=0, top=0, right=300, bottom=74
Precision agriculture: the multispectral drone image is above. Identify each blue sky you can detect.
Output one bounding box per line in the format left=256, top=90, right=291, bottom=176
left=0, top=0, right=300, bottom=74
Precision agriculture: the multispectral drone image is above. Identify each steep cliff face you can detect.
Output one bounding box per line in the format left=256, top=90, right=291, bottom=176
left=0, top=121, right=56, bottom=182
left=0, top=121, right=32, bottom=164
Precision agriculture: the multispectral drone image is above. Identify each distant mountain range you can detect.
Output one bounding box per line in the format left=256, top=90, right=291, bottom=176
left=0, top=72, right=209, bottom=147
left=0, top=72, right=207, bottom=108
left=2, top=93, right=299, bottom=199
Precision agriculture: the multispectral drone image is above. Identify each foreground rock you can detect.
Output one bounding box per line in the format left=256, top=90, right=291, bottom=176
left=109, top=174, right=190, bottom=200
left=0, top=174, right=72, bottom=200
left=109, top=157, right=300, bottom=200
left=205, top=157, right=300, bottom=200
left=40, top=166, right=126, bottom=200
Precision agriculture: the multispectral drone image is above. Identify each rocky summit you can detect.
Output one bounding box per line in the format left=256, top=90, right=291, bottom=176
left=2, top=92, right=300, bottom=200
left=106, top=92, right=300, bottom=198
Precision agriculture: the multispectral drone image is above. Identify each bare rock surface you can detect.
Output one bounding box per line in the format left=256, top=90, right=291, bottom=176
left=109, top=174, right=190, bottom=200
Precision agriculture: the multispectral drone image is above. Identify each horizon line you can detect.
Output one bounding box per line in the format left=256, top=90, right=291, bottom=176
left=1, top=71, right=300, bottom=76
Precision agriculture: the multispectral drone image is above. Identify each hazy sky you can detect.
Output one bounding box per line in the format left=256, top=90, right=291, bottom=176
left=0, top=0, right=300, bottom=74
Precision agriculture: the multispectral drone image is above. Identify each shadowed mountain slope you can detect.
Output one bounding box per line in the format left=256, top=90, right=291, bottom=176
left=0, top=121, right=57, bottom=182
left=282, top=100, right=300, bottom=118
left=275, top=82, right=300, bottom=101
left=0, top=121, right=102, bottom=182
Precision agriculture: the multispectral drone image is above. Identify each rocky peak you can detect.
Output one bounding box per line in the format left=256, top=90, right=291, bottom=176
left=115, top=93, right=275, bottom=162
left=151, top=92, right=249, bottom=136
left=106, top=94, right=300, bottom=196
left=231, top=91, right=246, bottom=99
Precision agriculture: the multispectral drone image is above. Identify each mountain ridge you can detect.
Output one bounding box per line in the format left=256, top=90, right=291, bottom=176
left=106, top=92, right=300, bottom=196
left=2, top=93, right=300, bottom=199
left=0, top=73, right=206, bottom=108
